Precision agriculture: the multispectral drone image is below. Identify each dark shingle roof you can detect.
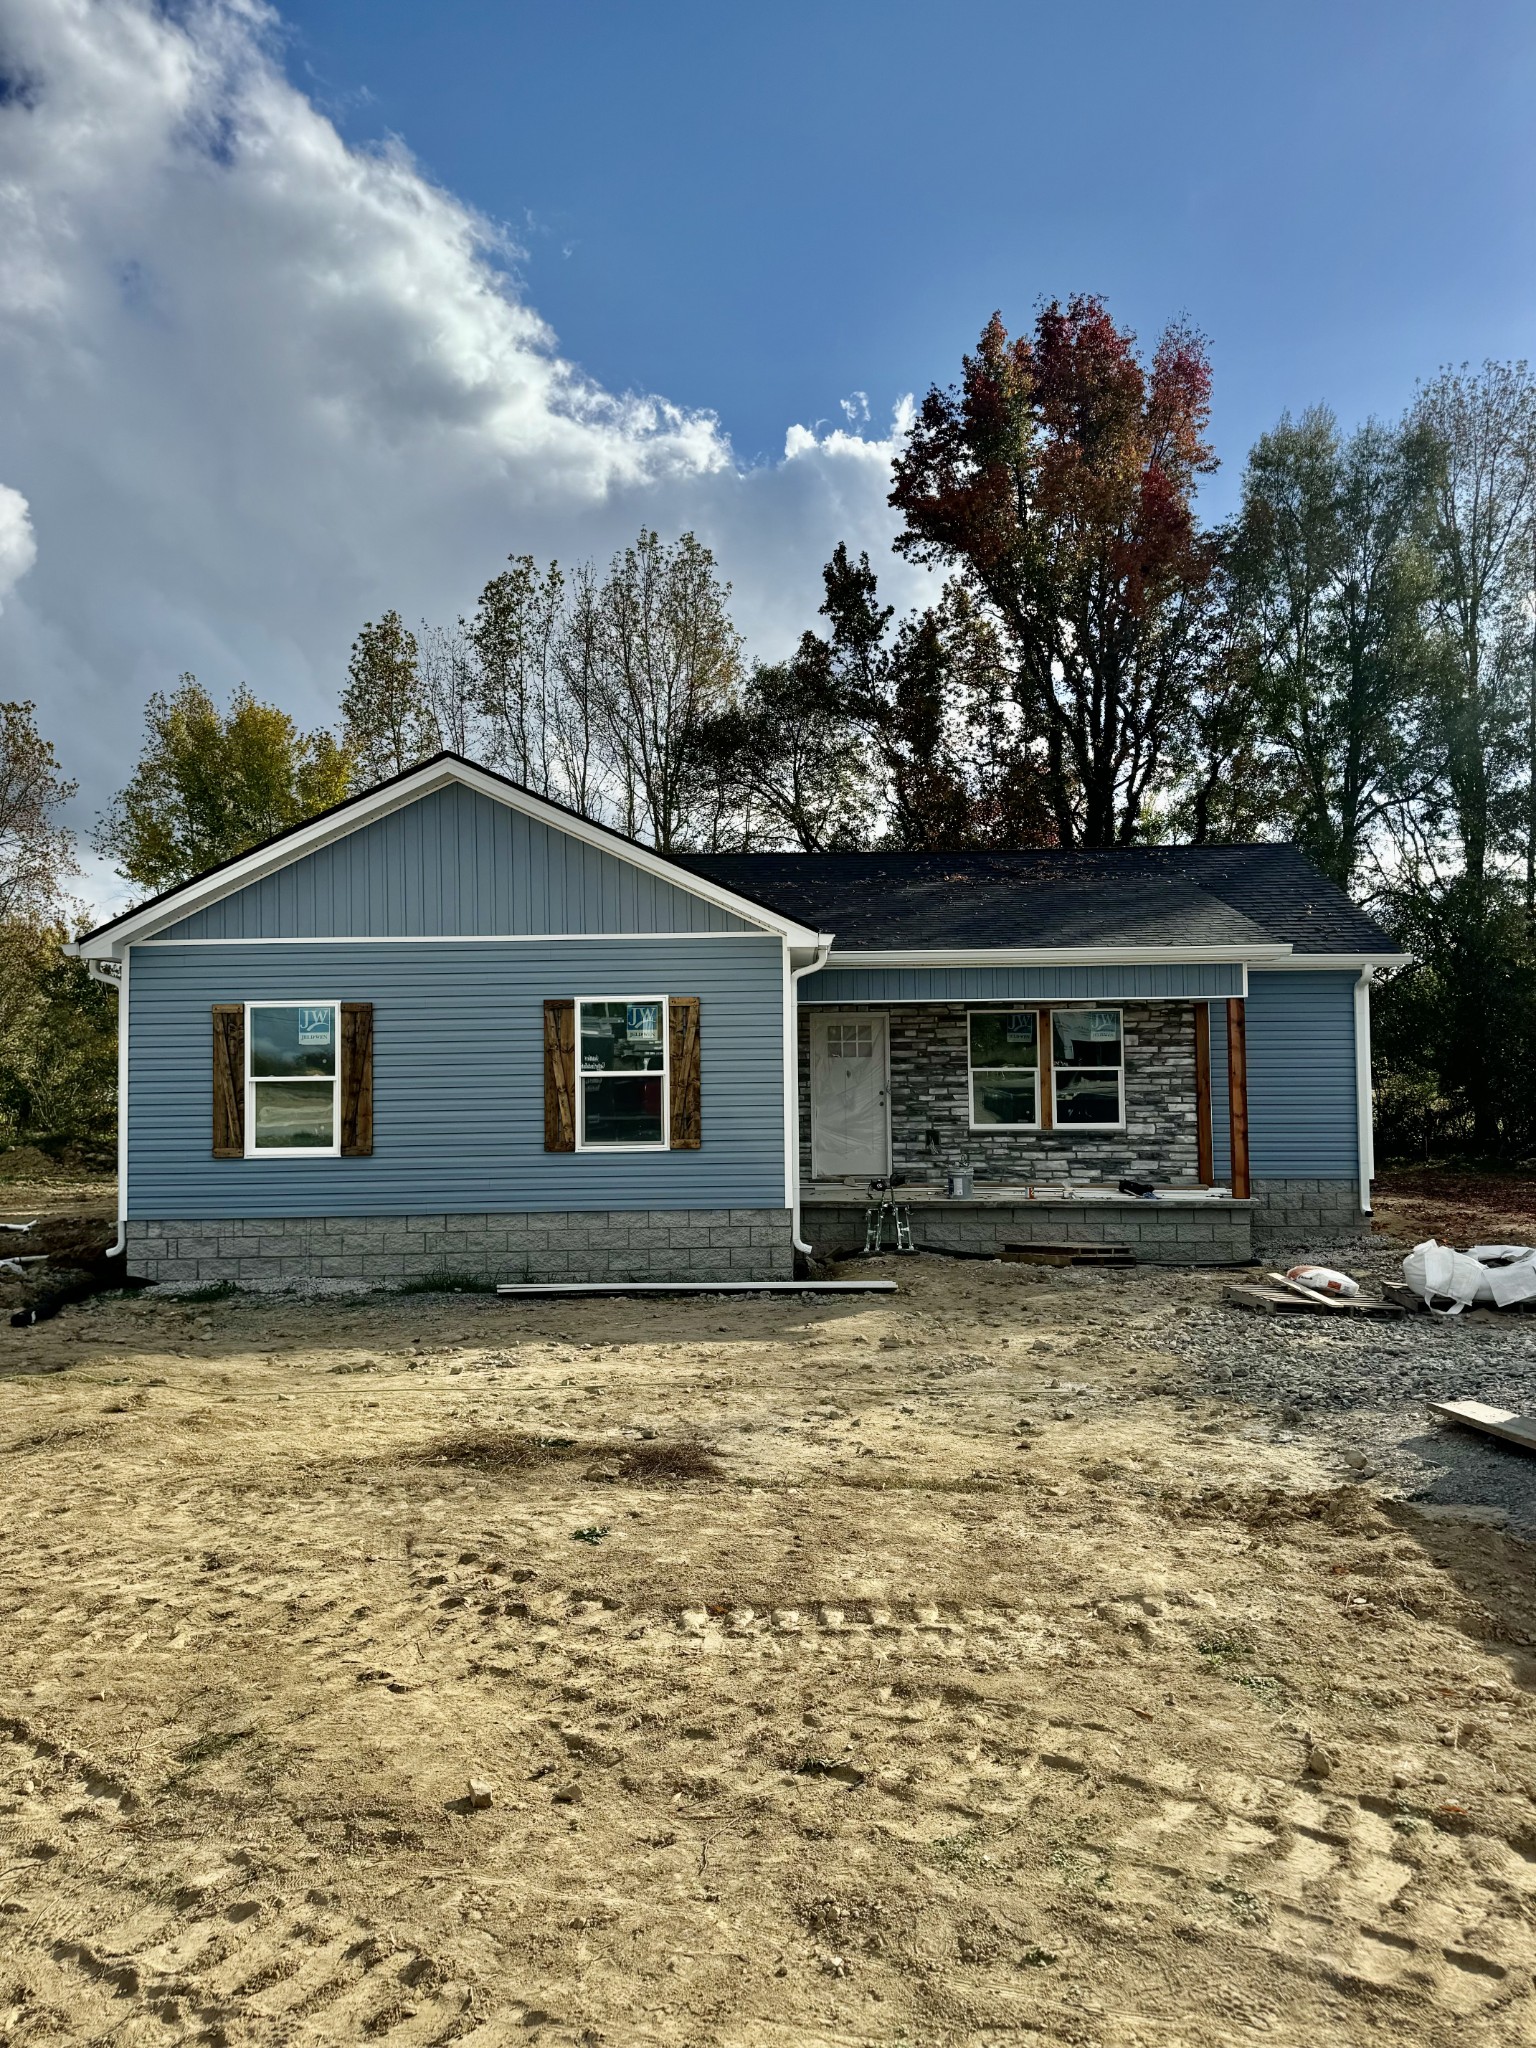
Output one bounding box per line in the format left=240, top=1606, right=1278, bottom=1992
left=674, top=844, right=1399, bottom=955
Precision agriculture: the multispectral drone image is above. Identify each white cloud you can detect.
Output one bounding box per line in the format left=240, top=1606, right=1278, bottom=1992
left=0, top=482, right=37, bottom=605
left=0, top=0, right=928, bottom=828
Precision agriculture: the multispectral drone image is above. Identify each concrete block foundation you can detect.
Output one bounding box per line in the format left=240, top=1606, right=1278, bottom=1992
left=127, top=1210, right=797, bottom=1286
left=801, top=1193, right=1255, bottom=1266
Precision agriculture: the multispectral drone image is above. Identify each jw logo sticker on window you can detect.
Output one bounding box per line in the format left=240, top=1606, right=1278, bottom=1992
left=297, top=1007, right=334, bottom=1047
left=626, top=1004, right=661, bottom=1043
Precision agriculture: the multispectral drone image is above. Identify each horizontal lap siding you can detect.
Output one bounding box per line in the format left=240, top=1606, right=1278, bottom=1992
left=1244, top=971, right=1360, bottom=1179
left=155, top=784, right=755, bottom=938
left=799, top=963, right=1244, bottom=1003
left=127, top=938, right=785, bottom=1217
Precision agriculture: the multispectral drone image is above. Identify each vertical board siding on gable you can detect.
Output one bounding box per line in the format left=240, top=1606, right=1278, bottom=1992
left=151, top=784, right=758, bottom=939
left=127, top=937, right=785, bottom=1218
left=1242, top=971, right=1360, bottom=1179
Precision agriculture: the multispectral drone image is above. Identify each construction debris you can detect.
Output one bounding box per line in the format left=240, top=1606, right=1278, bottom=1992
left=1429, top=1398, right=1536, bottom=1455
left=1225, top=1282, right=1405, bottom=1320
left=1001, top=1242, right=1135, bottom=1267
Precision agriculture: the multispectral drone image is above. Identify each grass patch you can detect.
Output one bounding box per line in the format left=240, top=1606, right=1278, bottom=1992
left=415, top=1429, right=585, bottom=1471
left=617, top=1437, right=722, bottom=1484
left=396, top=1271, right=496, bottom=1295
left=409, top=1429, right=723, bottom=1484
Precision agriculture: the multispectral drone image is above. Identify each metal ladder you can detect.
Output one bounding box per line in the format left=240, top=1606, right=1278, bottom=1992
left=863, top=1175, right=915, bottom=1255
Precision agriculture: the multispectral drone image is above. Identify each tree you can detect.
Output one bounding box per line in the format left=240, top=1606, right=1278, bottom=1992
left=0, top=700, right=78, bottom=923
left=1235, top=408, right=1437, bottom=886
left=466, top=556, right=567, bottom=793
left=591, top=530, right=743, bottom=849
left=341, top=611, right=434, bottom=783
left=889, top=298, right=1221, bottom=846
left=98, top=677, right=353, bottom=891
left=1411, top=361, right=1536, bottom=883
left=697, top=654, right=874, bottom=851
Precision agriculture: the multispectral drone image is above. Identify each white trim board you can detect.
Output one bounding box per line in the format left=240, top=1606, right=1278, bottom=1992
left=136, top=930, right=778, bottom=946
left=69, top=755, right=828, bottom=957
left=819, top=945, right=1289, bottom=968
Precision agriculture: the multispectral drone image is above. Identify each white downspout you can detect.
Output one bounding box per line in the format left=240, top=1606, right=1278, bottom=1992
left=785, top=936, right=833, bottom=1255
left=87, top=951, right=128, bottom=1258
left=1353, top=966, right=1374, bottom=1219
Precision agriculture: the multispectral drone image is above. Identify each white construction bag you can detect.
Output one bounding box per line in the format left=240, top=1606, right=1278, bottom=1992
left=1402, top=1239, right=1494, bottom=1314
left=1467, top=1245, right=1536, bottom=1309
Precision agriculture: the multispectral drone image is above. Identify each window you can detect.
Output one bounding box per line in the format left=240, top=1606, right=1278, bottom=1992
left=968, top=1010, right=1039, bottom=1127
left=246, top=1002, right=340, bottom=1155
left=826, top=1020, right=876, bottom=1059
left=1052, top=1008, right=1124, bottom=1127
left=577, top=998, right=668, bottom=1148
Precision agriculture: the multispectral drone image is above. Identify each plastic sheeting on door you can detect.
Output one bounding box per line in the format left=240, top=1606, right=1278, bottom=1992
left=809, top=1017, right=888, bottom=1178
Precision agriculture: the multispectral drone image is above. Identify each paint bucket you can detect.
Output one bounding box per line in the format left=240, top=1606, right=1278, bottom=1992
left=945, top=1169, right=974, bottom=1199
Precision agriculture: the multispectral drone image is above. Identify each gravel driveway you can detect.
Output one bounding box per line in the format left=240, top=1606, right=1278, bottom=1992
left=1173, top=1238, right=1536, bottom=1536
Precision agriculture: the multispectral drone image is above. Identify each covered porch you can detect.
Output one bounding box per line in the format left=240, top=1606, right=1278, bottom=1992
left=794, top=977, right=1256, bottom=1266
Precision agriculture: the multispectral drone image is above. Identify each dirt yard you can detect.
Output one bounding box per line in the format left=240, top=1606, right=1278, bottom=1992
left=3, top=1216, right=1536, bottom=2045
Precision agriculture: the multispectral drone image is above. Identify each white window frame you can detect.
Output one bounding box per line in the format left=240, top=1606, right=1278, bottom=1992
left=575, top=995, right=670, bottom=1153
left=1050, top=1005, right=1126, bottom=1131
left=967, top=1009, right=1042, bottom=1130
left=244, top=999, right=341, bottom=1159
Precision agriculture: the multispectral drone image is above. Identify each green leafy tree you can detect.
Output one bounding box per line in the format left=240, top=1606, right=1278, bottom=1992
left=1235, top=408, right=1438, bottom=886
left=98, top=677, right=353, bottom=891
left=1412, top=361, right=1536, bottom=883
left=0, top=700, right=78, bottom=921
left=341, top=611, right=435, bottom=783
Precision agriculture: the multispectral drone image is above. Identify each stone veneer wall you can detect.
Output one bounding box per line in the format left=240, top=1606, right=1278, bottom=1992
left=800, top=1001, right=1200, bottom=1187
left=126, top=1210, right=795, bottom=1286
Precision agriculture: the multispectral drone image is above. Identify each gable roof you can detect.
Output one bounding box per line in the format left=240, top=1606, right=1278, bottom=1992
left=70, top=754, right=827, bottom=956
left=675, top=844, right=1403, bottom=961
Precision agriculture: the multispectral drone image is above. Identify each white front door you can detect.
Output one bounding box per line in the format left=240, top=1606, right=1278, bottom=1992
left=809, top=1012, right=890, bottom=1179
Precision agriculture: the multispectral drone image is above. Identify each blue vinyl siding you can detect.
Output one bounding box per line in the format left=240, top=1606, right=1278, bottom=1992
left=799, top=962, right=1243, bottom=1004
left=153, top=783, right=758, bottom=939
left=127, top=937, right=785, bottom=1217
left=1243, top=971, right=1360, bottom=1180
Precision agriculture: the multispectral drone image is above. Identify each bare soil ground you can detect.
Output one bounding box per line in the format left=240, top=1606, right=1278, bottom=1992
left=1372, top=1168, right=1536, bottom=1252
left=3, top=1226, right=1536, bottom=2048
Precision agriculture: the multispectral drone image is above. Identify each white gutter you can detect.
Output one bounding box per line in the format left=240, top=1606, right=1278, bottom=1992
left=1353, top=968, right=1375, bottom=1218
left=784, top=937, right=833, bottom=1255
left=86, top=952, right=128, bottom=1258
left=821, top=943, right=1291, bottom=968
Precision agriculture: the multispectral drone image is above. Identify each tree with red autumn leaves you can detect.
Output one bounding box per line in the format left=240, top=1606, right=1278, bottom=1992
left=889, top=297, right=1222, bottom=846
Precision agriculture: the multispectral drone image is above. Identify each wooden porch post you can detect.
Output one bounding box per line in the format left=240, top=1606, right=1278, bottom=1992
left=1225, top=997, right=1251, bottom=1200
left=1193, top=1002, right=1214, bottom=1186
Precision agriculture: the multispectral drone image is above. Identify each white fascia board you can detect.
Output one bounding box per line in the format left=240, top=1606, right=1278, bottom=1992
left=69, top=759, right=824, bottom=956
left=1255, top=952, right=1410, bottom=972
left=819, top=944, right=1293, bottom=968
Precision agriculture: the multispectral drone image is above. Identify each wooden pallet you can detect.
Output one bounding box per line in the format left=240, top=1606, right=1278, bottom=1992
left=1001, top=1242, right=1135, bottom=1268
left=1225, top=1283, right=1404, bottom=1319
left=1429, top=1399, right=1536, bottom=1454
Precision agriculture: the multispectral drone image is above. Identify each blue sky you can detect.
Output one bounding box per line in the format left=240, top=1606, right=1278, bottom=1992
left=282, top=0, right=1536, bottom=512
left=2, top=0, right=1534, bottom=879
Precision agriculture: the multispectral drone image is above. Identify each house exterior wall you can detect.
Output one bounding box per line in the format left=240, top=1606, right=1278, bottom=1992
left=800, top=962, right=1244, bottom=1003
left=154, top=782, right=759, bottom=940
left=798, top=1000, right=1200, bottom=1187
left=127, top=934, right=786, bottom=1222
